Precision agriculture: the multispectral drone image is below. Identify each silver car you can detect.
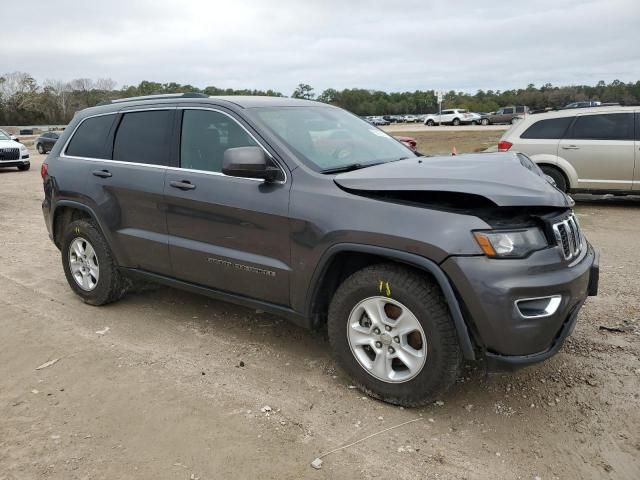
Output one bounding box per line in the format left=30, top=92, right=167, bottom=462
left=498, top=106, right=639, bottom=193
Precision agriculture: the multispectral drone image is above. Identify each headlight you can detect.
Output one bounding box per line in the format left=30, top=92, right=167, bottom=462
left=20, top=144, right=27, bottom=151
left=473, top=228, right=547, bottom=258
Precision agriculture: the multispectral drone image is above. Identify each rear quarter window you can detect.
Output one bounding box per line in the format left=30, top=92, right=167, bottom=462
left=520, top=117, right=574, bottom=139
left=65, top=114, right=116, bottom=159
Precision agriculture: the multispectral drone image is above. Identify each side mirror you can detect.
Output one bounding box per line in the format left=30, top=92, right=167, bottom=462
left=222, top=146, right=280, bottom=182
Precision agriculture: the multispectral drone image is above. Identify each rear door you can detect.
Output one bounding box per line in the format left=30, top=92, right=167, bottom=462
left=164, top=107, right=291, bottom=306
left=558, top=112, right=635, bottom=191
left=79, top=108, right=174, bottom=275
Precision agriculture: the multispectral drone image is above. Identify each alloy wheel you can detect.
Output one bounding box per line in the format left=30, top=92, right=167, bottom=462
left=347, top=296, right=427, bottom=383
left=68, top=237, right=100, bottom=291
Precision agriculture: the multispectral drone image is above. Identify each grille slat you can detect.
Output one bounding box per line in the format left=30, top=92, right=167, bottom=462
left=0, top=148, right=20, bottom=160
left=552, top=213, right=583, bottom=261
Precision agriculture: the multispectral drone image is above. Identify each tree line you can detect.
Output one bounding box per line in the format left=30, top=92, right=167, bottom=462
left=1, top=71, right=639, bottom=125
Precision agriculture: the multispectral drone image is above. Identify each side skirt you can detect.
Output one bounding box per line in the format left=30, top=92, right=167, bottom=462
left=122, top=268, right=310, bottom=329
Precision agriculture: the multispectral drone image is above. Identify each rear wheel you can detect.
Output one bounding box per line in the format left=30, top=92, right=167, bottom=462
left=481, top=118, right=489, bottom=126
left=540, top=165, right=568, bottom=193
left=61, top=219, right=129, bottom=305
left=328, top=264, right=462, bottom=406
left=452, top=118, right=461, bottom=126
left=36, top=143, right=45, bottom=154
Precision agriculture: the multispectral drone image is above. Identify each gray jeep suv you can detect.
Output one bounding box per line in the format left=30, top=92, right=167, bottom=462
left=41, top=94, right=598, bottom=406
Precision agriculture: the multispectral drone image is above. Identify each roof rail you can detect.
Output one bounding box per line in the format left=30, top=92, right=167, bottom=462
left=96, top=92, right=208, bottom=106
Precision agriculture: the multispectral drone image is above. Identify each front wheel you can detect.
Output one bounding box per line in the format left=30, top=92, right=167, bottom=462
left=425, top=119, right=435, bottom=126
left=480, top=118, right=489, bottom=126
left=18, top=163, right=30, bottom=171
left=328, top=264, right=462, bottom=407
left=452, top=118, right=461, bottom=126
left=61, top=219, right=129, bottom=305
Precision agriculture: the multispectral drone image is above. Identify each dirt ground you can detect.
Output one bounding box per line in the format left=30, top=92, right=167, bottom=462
left=0, top=149, right=639, bottom=480
left=384, top=127, right=505, bottom=156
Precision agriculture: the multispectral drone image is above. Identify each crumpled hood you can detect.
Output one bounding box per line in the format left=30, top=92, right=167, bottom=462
left=333, top=152, right=572, bottom=207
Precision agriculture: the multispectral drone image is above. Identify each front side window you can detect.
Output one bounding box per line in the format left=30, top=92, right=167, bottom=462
left=521, top=117, right=574, bottom=139
left=566, top=113, right=633, bottom=141
left=250, top=106, right=414, bottom=172
left=66, top=114, right=115, bottom=159
left=113, top=110, right=172, bottom=165
left=180, top=109, right=259, bottom=173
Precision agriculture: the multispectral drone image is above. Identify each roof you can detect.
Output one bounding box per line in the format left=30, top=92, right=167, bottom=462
left=209, top=96, right=322, bottom=108
left=77, top=94, right=326, bottom=119
left=527, top=105, right=637, bottom=120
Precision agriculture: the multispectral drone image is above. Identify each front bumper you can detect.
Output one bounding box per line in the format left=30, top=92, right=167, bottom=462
left=0, top=159, right=29, bottom=168
left=442, top=243, right=598, bottom=369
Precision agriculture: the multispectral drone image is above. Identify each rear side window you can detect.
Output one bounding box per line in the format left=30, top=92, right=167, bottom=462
left=503, top=107, right=514, bottom=114
left=113, top=110, right=172, bottom=165
left=520, top=117, right=574, bottom=139
left=180, top=109, right=258, bottom=173
left=636, top=113, right=640, bottom=140
left=65, top=115, right=115, bottom=159
left=515, top=106, right=525, bottom=113
left=566, top=113, right=633, bottom=141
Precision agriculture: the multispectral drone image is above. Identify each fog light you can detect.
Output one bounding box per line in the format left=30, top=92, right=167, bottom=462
left=515, top=295, right=562, bottom=318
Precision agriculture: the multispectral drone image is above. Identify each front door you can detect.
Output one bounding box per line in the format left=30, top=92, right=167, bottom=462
left=164, top=107, right=291, bottom=306
left=558, top=112, right=635, bottom=191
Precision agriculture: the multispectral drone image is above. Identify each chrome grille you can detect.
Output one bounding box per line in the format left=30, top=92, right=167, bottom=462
left=0, top=148, right=19, bottom=160
left=552, top=213, right=583, bottom=260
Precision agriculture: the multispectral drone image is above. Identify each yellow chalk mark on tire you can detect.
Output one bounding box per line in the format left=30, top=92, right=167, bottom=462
left=378, top=280, right=391, bottom=297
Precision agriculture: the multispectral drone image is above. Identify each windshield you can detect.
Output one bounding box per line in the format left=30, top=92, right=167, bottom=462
left=250, top=106, right=414, bottom=172
left=0, top=131, right=10, bottom=141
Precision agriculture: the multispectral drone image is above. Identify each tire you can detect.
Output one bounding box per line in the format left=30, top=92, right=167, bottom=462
left=328, top=263, right=462, bottom=407
left=61, top=219, right=129, bottom=305
left=17, top=163, right=30, bottom=171
left=540, top=165, right=568, bottom=193
left=452, top=118, right=460, bottom=126
left=510, top=117, right=518, bottom=125
left=425, top=119, right=435, bottom=126
left=471, top=121, right=478, bottom=125
left=481, top=118, right=489, bottom=126
left=36, top=143, right=45, bottom=154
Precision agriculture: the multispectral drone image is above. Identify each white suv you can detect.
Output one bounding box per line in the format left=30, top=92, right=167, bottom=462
left=498, top=106, right=639, bottom=193
left=424, top=109, right=479, bottom=126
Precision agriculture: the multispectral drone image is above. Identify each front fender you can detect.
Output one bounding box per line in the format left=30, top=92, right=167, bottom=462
left=306, top=243, right=476, bottom=360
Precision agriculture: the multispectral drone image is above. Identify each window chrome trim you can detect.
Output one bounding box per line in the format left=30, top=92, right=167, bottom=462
left=176, top=106, right=287, bottom=184
left=60, top=106, right=287, bottom=184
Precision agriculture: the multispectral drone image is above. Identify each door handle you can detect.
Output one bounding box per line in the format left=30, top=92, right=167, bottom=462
left=92, top=169, right=112, bottom=178
left=169, top=180, right=196, bottom=190
left=561, top=145, right=580, bottom=150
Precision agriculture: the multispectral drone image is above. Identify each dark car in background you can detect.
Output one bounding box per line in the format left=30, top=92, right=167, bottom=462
left=35, top=132, right=61, bottom=154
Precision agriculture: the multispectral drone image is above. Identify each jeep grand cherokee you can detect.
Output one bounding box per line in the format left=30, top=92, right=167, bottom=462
left=41, top=93, right=598, bottom=406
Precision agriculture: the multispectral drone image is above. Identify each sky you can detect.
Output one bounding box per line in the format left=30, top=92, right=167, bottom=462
left=2, top=0, right=640, bottom=95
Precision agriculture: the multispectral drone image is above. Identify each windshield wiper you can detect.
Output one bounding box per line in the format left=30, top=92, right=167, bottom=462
left=321, top=163, right=370, bottom=174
